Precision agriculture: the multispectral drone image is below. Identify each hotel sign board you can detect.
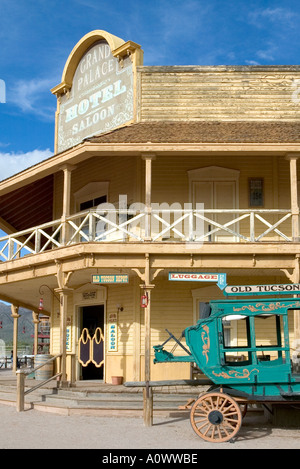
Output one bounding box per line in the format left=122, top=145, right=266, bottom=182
left=92, top=274, right=129, bottom=284
left=57, top=40, right=134, bottom=153
left=224, top=283, right=300, bottom=296
left=169, top=272, right=227, bottom=290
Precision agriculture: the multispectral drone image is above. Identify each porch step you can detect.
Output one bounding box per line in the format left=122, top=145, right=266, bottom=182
left=36, top=391, right=197, bottom=408
left=0, top=376, right=203, bottom=416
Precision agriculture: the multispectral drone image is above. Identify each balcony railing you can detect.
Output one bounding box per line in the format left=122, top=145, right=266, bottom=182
left=0, top=208, right=293, bottom=262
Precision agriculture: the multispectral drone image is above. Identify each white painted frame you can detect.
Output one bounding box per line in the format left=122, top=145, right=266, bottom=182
left=188, top=166, right=240, bottom=242
left=74, top=285, right=107, bottom=381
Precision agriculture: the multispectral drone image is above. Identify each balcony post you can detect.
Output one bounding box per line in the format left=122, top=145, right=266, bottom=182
left=11, top=305, right=20, bottom=372
left=142, top=154, right=156, bottom=241
left=32, top=311, right=40, bottom=356
left=286, top=154, right=300, bottom=241
left=55, top=286, right=73, bottom=386
left=60, top=164, right=76, bottom=245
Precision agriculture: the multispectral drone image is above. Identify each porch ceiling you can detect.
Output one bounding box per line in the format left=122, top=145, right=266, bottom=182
left=0, top=174, right=54, bottom=234
left=0, top=268, right=133, bottom=313
left=0, top=265, right=291, bottom=314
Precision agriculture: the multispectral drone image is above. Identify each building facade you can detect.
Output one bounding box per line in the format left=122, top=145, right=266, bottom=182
left=0, top=30, right=300, bottom=385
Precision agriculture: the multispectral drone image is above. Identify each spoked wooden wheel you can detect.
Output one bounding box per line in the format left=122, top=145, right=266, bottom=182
left=190, top=392, right=242, bottom=443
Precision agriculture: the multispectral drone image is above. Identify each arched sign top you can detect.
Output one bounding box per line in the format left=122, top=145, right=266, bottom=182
left=51, top=30, right=143, bottom=154
left=53, top=30, right=126, bottom=93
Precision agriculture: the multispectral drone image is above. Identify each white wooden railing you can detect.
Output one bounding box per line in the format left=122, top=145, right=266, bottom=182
left=0, top=208, right=293, bottom=262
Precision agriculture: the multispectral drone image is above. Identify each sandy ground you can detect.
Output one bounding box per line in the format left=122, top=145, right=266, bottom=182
left=0, top=403, right=299, bottom=450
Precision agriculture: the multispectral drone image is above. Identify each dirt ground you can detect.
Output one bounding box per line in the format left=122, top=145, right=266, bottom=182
left=0, top=403, right=299, bottom=450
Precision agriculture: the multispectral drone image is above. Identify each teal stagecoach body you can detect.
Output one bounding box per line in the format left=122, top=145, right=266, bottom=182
left=153, top=297, right=300, bottom=442
left=154, top=297, right=300, bottom=400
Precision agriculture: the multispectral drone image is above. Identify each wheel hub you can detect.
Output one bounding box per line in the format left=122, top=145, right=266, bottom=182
left=208, top=410, right=224, bottom=425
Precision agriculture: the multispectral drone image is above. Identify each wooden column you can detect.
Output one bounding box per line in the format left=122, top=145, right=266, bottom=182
left=11, top=305, right=20, bottom=372
left=55, top=287, right=72, bottom=385
left=142, top=154, right=156, bottom=241
left=61, top=164, right=76, bottom=245
left=32, top=311, right=40, bottom=356
left=142, top=253, right=154, bottom=426
left=286, top=154, right=300, bottom=241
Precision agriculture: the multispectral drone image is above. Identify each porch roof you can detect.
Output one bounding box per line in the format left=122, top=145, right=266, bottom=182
left=0, top=120, right=299, bottom=235
left=87, top=121, right=300, bottom=144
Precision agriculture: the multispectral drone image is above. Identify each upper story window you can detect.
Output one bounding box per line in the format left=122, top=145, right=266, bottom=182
left=249, top=178, right=264, bottom=207
left=80, top=195, right=107, bottom=211
left=74, top=182, right=109, bottom=213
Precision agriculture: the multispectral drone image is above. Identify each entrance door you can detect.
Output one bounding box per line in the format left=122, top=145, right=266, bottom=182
left=193, top=180, right=237, bottom=242
left=78, top=305, right=105, bottom=380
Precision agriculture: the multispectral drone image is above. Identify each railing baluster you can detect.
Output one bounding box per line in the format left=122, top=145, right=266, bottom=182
left=189, top=210, right=193, bottom=241
left=89, top=212, right=93, bottom=241
left=250, top=212, right=255, bottom=242
left=35, top=229, right=41, bottom=253
left=8, top=237, right=14, bottom=260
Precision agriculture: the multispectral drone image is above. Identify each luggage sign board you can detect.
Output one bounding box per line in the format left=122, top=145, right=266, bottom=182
left=169, top=272, right=227, bottom=290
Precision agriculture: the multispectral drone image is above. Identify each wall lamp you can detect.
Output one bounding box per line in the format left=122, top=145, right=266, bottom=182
left=38, top=284, right=60, bottom=311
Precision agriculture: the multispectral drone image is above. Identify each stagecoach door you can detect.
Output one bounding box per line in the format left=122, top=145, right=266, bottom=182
left=78, top=305, right=105, bottom=380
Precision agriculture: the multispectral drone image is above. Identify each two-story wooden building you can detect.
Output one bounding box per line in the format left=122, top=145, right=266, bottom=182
left=1, top=30, right=300, bottom=388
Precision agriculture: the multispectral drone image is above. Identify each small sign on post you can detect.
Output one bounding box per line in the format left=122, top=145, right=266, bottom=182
left=108, top=313, right=118, bottom=352
left=92, top=274, right=129, bottom=284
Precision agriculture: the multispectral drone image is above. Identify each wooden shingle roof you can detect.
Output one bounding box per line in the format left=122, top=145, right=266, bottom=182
left=87, top=121, right=300, bottom=144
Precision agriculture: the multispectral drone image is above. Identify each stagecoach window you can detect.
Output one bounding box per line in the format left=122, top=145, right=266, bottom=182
left=221, top=315, right=249, bottom=348
left=254, top=314, right=285, bottom=361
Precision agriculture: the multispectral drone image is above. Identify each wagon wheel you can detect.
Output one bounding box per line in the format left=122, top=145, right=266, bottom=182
left=190, top=392, right=242, bottom=443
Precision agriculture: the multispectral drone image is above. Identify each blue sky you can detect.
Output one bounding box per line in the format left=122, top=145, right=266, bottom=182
left=0, top=0, right=299, bottom=182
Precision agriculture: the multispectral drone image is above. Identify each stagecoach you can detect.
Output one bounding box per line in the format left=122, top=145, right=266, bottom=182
left=153, top=296, right=300, bottom=442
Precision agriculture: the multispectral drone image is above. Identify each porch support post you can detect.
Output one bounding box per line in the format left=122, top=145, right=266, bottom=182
left=61, top=164, right=76, bottom=245
left=142, top=154, right=156, bottom=241
left=142, top=253, right=154, bottom=426
left=11, top=305, right=20, bottom=372
left=32, top=311, right=40, bottom=356
left=286, top=154, right=300, bottom=241
left=55, top=287, right=73, bottom=386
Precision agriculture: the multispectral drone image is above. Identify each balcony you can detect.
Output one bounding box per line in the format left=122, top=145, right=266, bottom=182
left=0, top=207, right=294, bottom=262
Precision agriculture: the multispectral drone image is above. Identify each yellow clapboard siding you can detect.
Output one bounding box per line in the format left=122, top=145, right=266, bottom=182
left=139, top=68, right=300, bottom=122
left=54, top=155, right=139, bottom=218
